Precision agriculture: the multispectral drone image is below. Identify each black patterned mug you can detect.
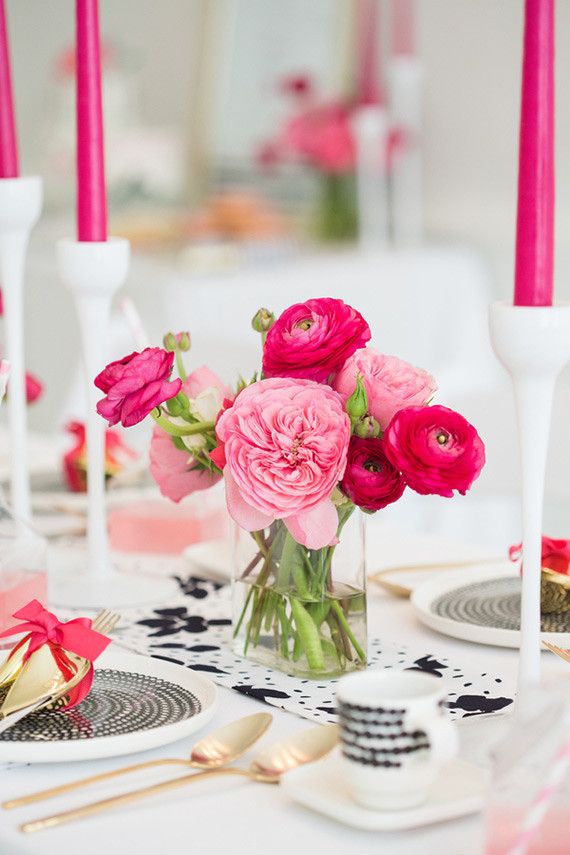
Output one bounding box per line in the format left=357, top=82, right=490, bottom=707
left=336, top=670, right=458, bottom=810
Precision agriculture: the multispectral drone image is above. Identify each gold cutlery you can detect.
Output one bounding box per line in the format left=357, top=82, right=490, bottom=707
left=369, top=557, right=504, bottom=598
left=0, top=609, right=119, bottom=723
left=19, top=723, right=338, bottom=833
left=4, top=711, right=273, bottom=810
left=542, top=639, right=570, bottom=663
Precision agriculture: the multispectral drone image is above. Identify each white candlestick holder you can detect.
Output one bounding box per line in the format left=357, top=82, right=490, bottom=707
left=353, top=105, right=389, bottom=250
left=388, top=56, right=423, bottom=247
left=51, top=237, right=177, bottom=609
left=490, top=301, right=570, bottom=689
left=0, top=176, right=43, bottom=523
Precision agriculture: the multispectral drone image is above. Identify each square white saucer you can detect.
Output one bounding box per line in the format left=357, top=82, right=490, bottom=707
left=281, top=749, right=489, bottom=831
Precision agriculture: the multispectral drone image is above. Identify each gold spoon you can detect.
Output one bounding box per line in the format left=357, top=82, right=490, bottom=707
left=5, top=712, right=273, bottom=810
left=20, top=723, right=338, bottom=834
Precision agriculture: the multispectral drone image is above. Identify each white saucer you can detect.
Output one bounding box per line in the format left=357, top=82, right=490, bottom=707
left=411, top=563, right=570, bottom=649
left=281, top=750, right=488, bottom=831
left=0, top=648, right=217, bottom=764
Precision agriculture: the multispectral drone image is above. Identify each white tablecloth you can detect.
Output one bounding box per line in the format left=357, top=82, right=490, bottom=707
left=0, top=524, right=563, bottom=855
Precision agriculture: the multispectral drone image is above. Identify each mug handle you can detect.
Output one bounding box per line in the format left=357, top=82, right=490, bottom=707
left=409, top=713, right=458, bottom=767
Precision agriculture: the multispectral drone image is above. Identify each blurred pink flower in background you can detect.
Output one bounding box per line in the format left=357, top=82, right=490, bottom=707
left=334, top=349, right=437, bottom=429
left=282, top=103, right=356, bottom=174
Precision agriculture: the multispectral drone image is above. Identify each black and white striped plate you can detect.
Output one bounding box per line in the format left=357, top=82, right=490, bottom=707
left=411, top=563, right=570, bottom=649
left=0, top=649, right=217, bottom=763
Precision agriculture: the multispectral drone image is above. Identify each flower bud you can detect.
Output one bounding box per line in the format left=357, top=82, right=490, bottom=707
left=163, top=332, right=177, bottom=352
left=354, top=415, right=381, bottom=439
left=251, top=308, right=275, bottom=334
left=345, top=375, right=368, bottom=423
left=176, top=331, right=191, bottom=352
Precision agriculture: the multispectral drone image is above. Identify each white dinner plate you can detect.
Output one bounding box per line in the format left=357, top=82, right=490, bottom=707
left=411, top=562, right=570, bottom=648
left=0, top=648, right=217, bottom=763
left=281, top=749, right=488, bottom=831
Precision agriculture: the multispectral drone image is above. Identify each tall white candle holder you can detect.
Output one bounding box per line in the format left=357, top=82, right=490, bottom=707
left=490, top=301, right=570, bottom=689
left=51, top=237, right=177, bottom=608
left=388, top=56, right=423, bottom=247
left=0, top=176, right=43, bottom=523
left=353, top=105, right=389, bottom=250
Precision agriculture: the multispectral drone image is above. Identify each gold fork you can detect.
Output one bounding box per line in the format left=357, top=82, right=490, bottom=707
left=542, top=640, right=570, bottom=662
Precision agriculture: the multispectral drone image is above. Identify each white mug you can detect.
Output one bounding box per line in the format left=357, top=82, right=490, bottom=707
left=336, top=670, right=458, bottom=810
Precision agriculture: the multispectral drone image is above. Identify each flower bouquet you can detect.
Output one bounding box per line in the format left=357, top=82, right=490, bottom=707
left=95, top=298, right=485, bottom=678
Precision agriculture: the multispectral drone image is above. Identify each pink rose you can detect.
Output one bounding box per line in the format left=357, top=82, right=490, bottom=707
left=216, top=377, right=350, bottom=549
left=149, top=365, right=231, bottom=502
left=334, top=349, right=437, bottom=429
left=384, top=405, right=485, bottom=498
left=95, top=348, right=182, bottom=428
left=341, top=437, right=405, bottom=511
left=262, top=298, right=371, bottom=384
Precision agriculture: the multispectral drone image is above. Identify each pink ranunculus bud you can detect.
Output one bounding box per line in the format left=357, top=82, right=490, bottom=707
left=216, top=377, right=351, bottom=549
left=340, top=437, right=405, bottom=512
left=384, top=405, right=485, bottom=498
left=262, top=298, right=370, bottom=384
left=95, top=348, right=182, bottom=428
left=334, top=349, right=437, bottom=430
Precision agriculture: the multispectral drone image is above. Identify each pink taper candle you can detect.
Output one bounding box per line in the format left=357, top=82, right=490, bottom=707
left=514, top=0, right=555, bottom=307
left=392, top=0, right=415, bottom=57
left=76, top=0, right=107, bottom=242
left=0, top=0, right=19, bottom=178
left=356, top=0, right=384, bottom=106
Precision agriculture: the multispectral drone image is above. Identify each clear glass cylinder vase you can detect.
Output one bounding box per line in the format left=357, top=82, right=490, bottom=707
left=232, top=506, right=367, bottom=679
left=0, top=501, right=47, bottom=641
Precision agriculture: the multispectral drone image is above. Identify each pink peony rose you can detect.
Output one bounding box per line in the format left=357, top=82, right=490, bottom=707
left=334, top=349, right=437, bottom=429
left=341, top=437, right=405, bottom=511
left=262, top=298, right=371, bottom=384
left=95, top=348, right=182, bottom=428
left=149, top=365, right=231, bottom=502
left=384, top=405, right=485, bottom=498
left=216, top=377, right=350, bottom=549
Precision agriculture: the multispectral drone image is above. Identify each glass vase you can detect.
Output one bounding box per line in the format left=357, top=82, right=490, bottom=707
left=314, top=172, right=358, bottom=243
left=0, top=501, right=47, bottom=641
left=232, top=505, right=367, bottom=679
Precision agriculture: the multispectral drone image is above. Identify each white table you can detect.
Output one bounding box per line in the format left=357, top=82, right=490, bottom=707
left=0, top=524, right=562, bottom=855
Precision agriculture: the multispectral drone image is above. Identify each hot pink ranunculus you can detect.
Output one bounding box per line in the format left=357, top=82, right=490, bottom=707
left=262, top=298, right=371, bottom=384
left=384, top=405, right=485, bottom=498
left=95, top=348, right=182, bottom=428
left=216, top=377, right=351, bottom=549
left=341, top=437, right=405, bottom=512
left=149, top=365, right=231, bottom=502
left=334, top=349, right=437, bottom=429
left=283, top=103, right=356, bottom=174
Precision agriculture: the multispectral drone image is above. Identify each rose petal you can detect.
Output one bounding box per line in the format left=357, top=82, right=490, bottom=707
left=284, top=499, right=338, bottom=550
left=224, top=467, right=273, bottom=531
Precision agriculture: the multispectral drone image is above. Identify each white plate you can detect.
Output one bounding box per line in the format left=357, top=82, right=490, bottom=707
left=281, top=750, right=488, bottom=831
left=0, top=648, right=217, bottom=763
left=411, top=563, right=570, bottom=648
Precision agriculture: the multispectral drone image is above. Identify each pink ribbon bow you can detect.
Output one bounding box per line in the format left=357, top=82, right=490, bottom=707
left=0, top=600, right=111, bottom=709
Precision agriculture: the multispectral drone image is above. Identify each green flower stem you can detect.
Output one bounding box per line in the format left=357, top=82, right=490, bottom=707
left=331, top=600, right=366, bottom=662
left=290, top=598, right=325, bottom=671
left=175, top=351, right=187, bottom=383
left=151, top=409, right=215, bottom=437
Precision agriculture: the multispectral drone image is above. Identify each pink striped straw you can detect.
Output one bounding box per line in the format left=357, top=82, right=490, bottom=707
left=507, top=739, right=570, bottom=855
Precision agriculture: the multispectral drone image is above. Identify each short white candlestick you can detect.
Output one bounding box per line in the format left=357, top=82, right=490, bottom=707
left=490, top=301, right=570, bottom=688
left=353, top=105, right=389, bottom=250
left=0, top=176, right=42, bottom=523
left=52, top=237, right=177, bottom=609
